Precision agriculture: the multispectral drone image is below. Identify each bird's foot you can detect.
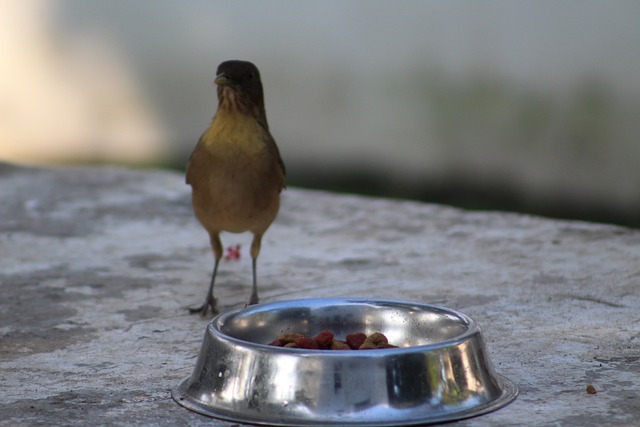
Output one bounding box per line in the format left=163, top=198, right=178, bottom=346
left=188, top=297, right=218, bottom=317
left=249, top=293, right=259, bottom=306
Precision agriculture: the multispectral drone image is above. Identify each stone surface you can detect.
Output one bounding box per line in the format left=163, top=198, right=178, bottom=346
left=0, top=162, right=638, bottom=426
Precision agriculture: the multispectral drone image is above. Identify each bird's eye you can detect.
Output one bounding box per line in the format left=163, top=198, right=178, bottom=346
left=247, top=72, right=255, bottom=81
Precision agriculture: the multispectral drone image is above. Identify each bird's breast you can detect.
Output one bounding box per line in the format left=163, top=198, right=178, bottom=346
left=202, top=110, right=267, bottom=157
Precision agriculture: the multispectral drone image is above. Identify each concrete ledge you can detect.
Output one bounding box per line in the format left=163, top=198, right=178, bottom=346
left=1, top=162, right=638, bottom=426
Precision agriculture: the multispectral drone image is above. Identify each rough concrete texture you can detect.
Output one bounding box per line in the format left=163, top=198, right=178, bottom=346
left=0, top=162, right=638, bottom=426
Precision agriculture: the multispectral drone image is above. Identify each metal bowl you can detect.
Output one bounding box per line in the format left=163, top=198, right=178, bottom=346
left=172, top=298, right=517, bottom=426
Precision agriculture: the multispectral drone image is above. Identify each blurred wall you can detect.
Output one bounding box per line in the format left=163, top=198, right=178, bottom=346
left=0, top=1, right=166, bottom=164
left=1, top=1, right=639, bottom=225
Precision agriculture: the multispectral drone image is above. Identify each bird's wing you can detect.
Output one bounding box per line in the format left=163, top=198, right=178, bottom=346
left=185, top=134, right=205, bottom=186
left=256, top=116, right=286, bottom=191
left=265, top=133, right=287, bottom=191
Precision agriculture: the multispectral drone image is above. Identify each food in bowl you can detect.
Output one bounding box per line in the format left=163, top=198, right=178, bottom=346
left=268, top=329, right=398, bottom=350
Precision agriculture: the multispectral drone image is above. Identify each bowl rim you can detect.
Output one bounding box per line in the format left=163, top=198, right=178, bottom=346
left=210, top=297, right=481, bottom=355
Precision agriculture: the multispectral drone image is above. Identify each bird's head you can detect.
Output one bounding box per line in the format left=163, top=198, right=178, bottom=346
left=215, top=60, right=265, bottom=121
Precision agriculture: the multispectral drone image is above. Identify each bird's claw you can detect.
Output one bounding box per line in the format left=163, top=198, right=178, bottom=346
left=249, top=293, right=259, bottom=306
left=188, top=297, right=218, bottom=317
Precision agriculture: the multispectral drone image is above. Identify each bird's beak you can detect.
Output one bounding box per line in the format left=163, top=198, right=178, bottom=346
left=214, top=73, right=233, bottom=86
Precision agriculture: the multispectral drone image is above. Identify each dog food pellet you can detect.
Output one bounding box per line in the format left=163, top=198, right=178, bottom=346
left=346, top=333, right=367, bottom=350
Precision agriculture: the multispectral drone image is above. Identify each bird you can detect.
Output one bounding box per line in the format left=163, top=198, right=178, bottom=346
left=186, top=60, right=286, bottom=316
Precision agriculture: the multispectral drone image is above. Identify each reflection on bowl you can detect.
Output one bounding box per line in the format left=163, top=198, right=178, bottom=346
left=172, top=298, right=517, bottom=426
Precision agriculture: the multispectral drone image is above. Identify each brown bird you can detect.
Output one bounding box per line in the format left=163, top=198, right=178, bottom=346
left=186, top=60, right=286, bottom=316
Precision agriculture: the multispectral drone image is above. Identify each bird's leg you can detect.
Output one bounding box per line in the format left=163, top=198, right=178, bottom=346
left=188, top=258, right=220, bottom=316
left=249, top=233, right=263, bottom=305
left=189, top=232, right=223, bottom=316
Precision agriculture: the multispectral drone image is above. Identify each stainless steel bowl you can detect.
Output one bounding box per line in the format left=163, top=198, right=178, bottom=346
left=172, top=298, right=517, bottom=426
